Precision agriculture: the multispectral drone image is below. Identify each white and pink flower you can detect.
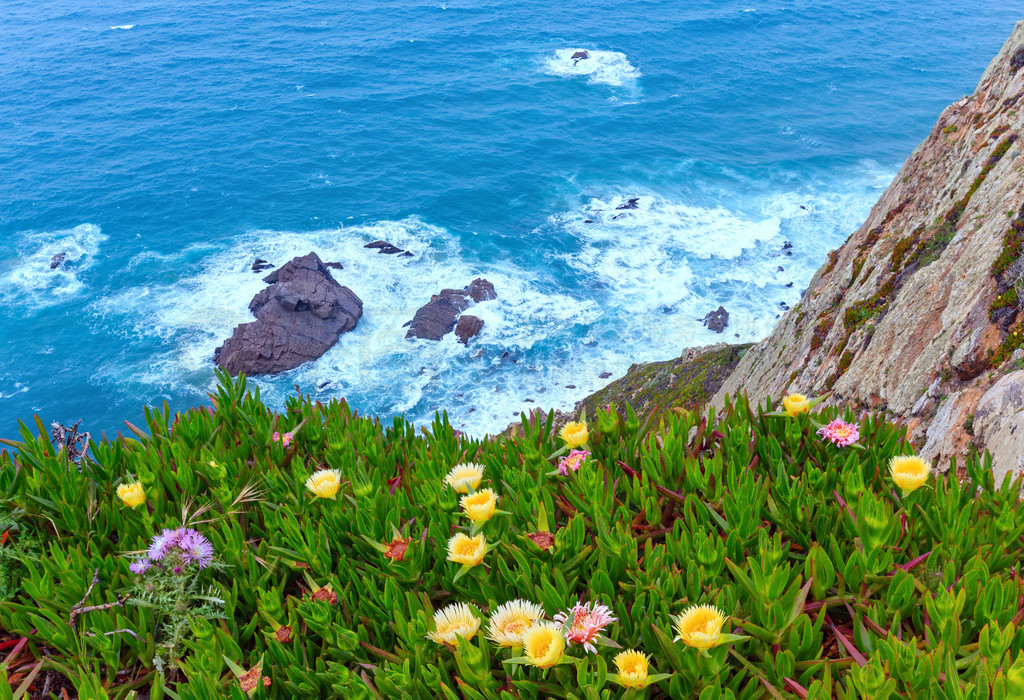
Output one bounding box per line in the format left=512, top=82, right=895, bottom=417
left=817, top=419, right=859, bottom=447
left=553, top=601, right=617, bottom=653
left=558, top=450, right=590, bottom=476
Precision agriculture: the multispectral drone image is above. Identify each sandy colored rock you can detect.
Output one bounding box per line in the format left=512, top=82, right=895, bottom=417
left=712, top=21, right=1024, bottom=478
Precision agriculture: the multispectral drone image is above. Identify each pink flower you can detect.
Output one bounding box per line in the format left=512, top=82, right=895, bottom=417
left=817, top=419, right=859, bottom=447
left=558, top=450, right=589, bottom=476
left=272, top=431, right=294, bottom=448
left=553, top=601, right=617, bottom=653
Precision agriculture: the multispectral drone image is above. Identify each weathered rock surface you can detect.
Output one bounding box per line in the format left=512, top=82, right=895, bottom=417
left=711, top=22, right=1024, bottom=480
left=703, top=306, right=729, bottom=333
left=215, top=252, right=363, bottom=375
left=972, top=371, right=1024, bottom=484
left=406, top=279, right=496, bottom=341
left=455, top=315, right=485, bottom=345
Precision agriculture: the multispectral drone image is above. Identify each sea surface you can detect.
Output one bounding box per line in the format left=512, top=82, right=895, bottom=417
left=0, top=1, right=1020, bottom=436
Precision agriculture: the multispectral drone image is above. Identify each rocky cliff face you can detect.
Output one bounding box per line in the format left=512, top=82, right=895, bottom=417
left=712, top=21, right=1024, bottom=483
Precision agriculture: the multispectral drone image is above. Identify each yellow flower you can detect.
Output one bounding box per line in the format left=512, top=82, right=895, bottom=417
left=613, top=649, right=651, bottom=689
left=461, top=488, right=498, bottom=524
left=116, top=481, right=146, bottom=508
left=426, top=602, right=480, bottom=645
left=447, top=533, right=487, bottom=566
left=305, top=469, right=342, bottom=499
left=486, top=599, right=545, bottom=647
left=522, top=621, right=565, bottom=668
left=889, top=455, right=931, bottom=494
left=782, top=393, right=811, bottom=417
left=674, top=604, right=726, bottom=650
left=559, top=422, right=589, bottom=448
left=444, top=463, right=484, bottom=493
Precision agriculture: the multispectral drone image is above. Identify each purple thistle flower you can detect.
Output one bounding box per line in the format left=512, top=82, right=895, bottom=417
left=148, top=528, right=181, bottom=561
left=129, top=558, right=152, bottom=575
left=178, top=529, right=215, bottom=569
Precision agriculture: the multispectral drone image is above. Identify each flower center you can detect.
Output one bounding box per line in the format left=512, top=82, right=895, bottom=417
left=504, top=620, right=529, bottom=636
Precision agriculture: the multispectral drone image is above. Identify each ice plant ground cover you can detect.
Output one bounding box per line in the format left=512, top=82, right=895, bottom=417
left=0, top=373, right=1023, bottom=698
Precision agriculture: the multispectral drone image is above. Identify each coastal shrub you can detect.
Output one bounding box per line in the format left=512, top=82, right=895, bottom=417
left=1, top=373, right=1023, bottom=698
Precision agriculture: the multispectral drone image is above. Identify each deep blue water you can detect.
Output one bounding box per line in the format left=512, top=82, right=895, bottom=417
left=1, top=1, right=1020, bottom=436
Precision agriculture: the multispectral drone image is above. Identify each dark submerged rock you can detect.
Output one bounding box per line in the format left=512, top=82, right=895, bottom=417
left=215, top=252, right=363, bottom=375
left=616, top=198, right=640, bottom=210
left=252, top=258, right=274, bottom=273
left=703, top=306, right=730, bottom=333
left=49, top=252, right=66, bottom=270
left=365, top=240, right=405, bottom=255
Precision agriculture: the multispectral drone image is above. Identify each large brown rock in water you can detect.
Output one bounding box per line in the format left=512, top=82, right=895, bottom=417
left=406, top=279, right=496, bottom=341
left=215, top=252, right=362, bottom=375
left=455, top=315, right=485, bottom=345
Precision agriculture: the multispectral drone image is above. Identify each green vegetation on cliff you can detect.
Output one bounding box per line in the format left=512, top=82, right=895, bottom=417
left=1, top=374, right=1024, bottom=698
left=577, top=344, right=752, bottom=421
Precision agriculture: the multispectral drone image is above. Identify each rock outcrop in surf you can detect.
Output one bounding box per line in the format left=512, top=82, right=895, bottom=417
left=405, top=279, right=496, bottom=343
left=214, top=252, right=363, bottom=375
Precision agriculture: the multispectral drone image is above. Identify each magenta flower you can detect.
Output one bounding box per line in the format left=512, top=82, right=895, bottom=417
left=553, top=601, right=617, bottom=653
left=558, top=450, right=590, bottom=476
left=272, top=431, right=294, bottom=448
left=817, top=419, right=860, bottom=447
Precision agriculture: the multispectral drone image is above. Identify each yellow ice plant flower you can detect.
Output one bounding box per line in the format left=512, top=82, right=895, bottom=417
left=461, top=488, right=498, bottom=524
left=447, top=533, right=487, bottom=567
left=782, top=393, right=811, bottom=417
left=116, top=481, right=146, bottom=508
left=559, top=421, right=589, bottom=448
left=486, top=599, right=545, bottom=647
left=426, top=602, right=480, bottom=645
left=889, top=455, right=931, bottom=494
left=613, top=650, right=651, bottom=689
left=444, top=463, right=484, bottom=493
left=522, top=621, right=565, bottom=668
left=674, top=604, right=726, bottom=650
left=305, top=469, right=342, bottom=499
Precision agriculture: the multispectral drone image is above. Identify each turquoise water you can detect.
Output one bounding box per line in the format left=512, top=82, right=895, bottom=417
left=0, top=1, right=1019, bottom=435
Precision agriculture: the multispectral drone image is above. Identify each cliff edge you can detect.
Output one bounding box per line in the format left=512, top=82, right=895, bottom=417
left=712, top=20, right=1024, bottom=482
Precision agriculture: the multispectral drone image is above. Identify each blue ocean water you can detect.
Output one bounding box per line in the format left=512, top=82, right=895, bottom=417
left=0, top=1, right=1020, bottom=436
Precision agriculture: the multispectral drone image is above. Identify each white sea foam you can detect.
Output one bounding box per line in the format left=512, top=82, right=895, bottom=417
left=109, top=24, right=135, bottom=30
left=89, top=218, right=603, bottom=435
left=544, top=48, right=641, bottom=87
left=0, top=224, right=106, bottom=309
left=85, top=167, right=887, bottom=436
left=0, top=378, right=29, bottom=401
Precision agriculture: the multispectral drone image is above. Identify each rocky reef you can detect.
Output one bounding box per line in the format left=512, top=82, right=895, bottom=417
left=405, top=278, right=496, bottom=343
left=214, top=252, right=363, bottom=375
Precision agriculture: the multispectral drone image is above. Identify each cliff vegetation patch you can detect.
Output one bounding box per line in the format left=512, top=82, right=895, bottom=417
left=1, top=377, right=1024, bottom=698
